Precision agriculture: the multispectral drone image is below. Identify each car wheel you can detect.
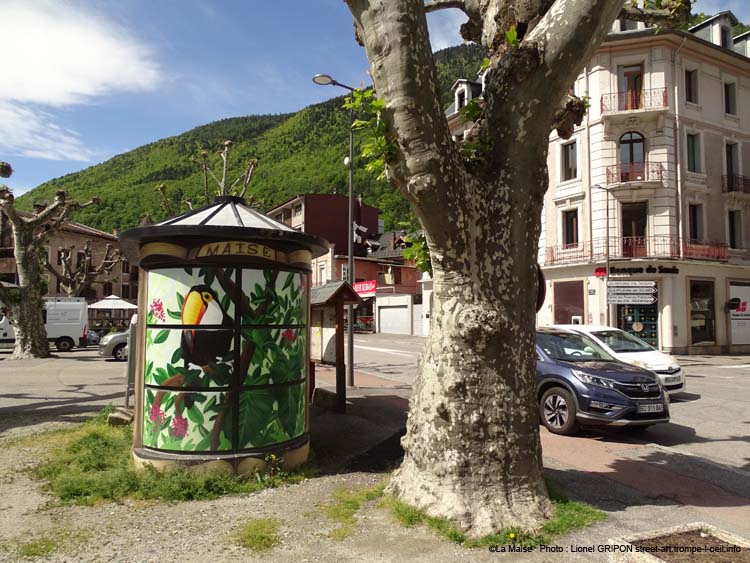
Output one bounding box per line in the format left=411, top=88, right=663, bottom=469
left=113, top=344, right=127, bottom=361
left=540, top=387, right=579, bottom=436
left=56, top=337, right=74, bottom=352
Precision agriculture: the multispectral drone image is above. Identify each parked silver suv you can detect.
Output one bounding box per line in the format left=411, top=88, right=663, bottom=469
left=98, top=330, right=129, bottom=361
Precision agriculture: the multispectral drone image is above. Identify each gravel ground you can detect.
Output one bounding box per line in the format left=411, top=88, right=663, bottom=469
left=0, top=419, right=613, bottom=563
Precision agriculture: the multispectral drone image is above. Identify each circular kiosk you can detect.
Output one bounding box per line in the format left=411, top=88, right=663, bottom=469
left=119, top=196, right=328, bottom=474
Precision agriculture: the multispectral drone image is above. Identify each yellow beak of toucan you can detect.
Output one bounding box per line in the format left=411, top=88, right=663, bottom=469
left=182, top=288, right=214, bottom=325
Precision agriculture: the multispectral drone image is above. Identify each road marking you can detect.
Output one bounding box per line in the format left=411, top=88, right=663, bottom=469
left=715, top=364, right=750, bottom=369
left=353, top=345, right=415, bottom=358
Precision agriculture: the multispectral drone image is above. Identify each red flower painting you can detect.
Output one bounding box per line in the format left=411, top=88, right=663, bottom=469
left=149, top=298, right=166, bottom=322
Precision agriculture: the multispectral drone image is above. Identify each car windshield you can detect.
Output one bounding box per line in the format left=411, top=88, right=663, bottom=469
left=591, top=330, right=653, bottom=353
left=537, top=331, right=615, bottom=362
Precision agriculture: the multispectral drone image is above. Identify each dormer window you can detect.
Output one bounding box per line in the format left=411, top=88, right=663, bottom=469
left=619, top=19, right=638, bottom=32
left=457, top=90, right=466, bottom=110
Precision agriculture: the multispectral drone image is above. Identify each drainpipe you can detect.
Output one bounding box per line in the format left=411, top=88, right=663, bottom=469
left=673, top=36, right=687, bottom=256
left=585, top=64, right=594, bottom=257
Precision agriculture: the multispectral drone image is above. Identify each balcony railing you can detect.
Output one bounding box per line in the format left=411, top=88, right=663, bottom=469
left=544, top=236, right=728, bottom=265
left=606, top=162, right=665, bottom=184
left=601, top=88, right=668, bottom=114
left=722, top=174, right=750, bottom=194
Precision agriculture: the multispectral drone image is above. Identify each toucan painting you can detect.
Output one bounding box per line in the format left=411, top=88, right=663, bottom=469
left=181, top=285, right=233, bottom=366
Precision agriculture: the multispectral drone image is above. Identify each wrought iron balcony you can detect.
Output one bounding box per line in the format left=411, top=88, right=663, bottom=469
left=606, top=162, right=665, bottom=185
left=543, top=236, right=728, bottom=265
left=722, top=174, right=750, bottom=195
left=601, top=88, right=668, bottom=114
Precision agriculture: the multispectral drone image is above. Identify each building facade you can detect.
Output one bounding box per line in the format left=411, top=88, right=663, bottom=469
left=448, top=11, right=750, bottom=354
left=537, top=12, right=750, bottom=354
left=266, top=194, right=422, bottom=334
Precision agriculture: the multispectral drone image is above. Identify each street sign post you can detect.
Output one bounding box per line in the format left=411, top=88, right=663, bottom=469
left=607, top=280, right=657, bottom=305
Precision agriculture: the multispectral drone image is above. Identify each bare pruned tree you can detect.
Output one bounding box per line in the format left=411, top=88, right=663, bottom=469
left=343, top=0, right=690, bottom=535
left=156, top=140, right=261, bottom=218
left=0, top=162, right=100, bottom=358
left=44, top=240, right=123, bottom=298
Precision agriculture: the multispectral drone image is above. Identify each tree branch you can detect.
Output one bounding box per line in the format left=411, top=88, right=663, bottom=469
left=619, top=0, right=691, bottom=26
left=346, top=0, right=463, bottom=239
left=424, top=0, right=466, bottom=13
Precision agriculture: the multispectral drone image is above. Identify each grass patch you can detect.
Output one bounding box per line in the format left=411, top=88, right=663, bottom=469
left=385, top=479, right=606, bottom=548
left=323, top=482, right=386, bottom=540
left=29, top=408, right=315, bottom=505
left=237, top=518, right=281, bottom=552
left=1, top=527, right=87, bottom=560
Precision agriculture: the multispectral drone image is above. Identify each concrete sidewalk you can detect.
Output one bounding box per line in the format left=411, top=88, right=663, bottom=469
left=310, top=363, right=750, bottom=542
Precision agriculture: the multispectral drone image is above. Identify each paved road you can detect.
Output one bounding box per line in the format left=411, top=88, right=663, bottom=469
left=0, top=348, right=128, bottom=437
left=349, top=333, right=750, bottom=472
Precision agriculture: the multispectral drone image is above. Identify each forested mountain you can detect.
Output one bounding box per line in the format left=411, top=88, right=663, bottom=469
left=19, top=44, right=486, bottom=232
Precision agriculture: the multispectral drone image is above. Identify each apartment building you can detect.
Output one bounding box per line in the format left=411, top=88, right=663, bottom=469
left=541, top=11, right=750, bottom=354
left=449, top=12, right=750, bottom=354
left=266, top=194, right=421, bottom=334
left=0, top=212, right=135, bottom=301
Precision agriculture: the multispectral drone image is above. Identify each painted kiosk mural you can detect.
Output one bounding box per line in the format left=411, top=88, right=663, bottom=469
left=120, top=196, right=328, bottom=474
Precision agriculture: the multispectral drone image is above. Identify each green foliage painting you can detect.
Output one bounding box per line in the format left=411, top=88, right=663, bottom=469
left=143, top=266, right=308, bottom=453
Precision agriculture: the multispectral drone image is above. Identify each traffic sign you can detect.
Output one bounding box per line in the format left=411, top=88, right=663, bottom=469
left=607, top=294, right=658, bottom=305
left=608, top=286, right=657, bottom=295
left=607, top=280, right=656, bottom=287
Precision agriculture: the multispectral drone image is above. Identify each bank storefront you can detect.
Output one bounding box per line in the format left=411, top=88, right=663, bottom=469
left=538, top=260, right=750, bottom=354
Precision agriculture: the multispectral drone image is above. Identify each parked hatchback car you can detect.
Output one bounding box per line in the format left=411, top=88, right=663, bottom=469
left=98, top=330, right=129, bottom=361
left=553, top=325, right=685, bottom=395
left=536, top=327, right=670, bottom=435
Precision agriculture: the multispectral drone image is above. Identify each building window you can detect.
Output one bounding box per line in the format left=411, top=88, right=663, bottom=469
left=76, top=251, right=85, bottom=267
left=122, top=284, right=130, bottom=299
left=341, top=264, right=348, bottom=282
left=687, top=133, right=701, bottom=173
left=562, top=209, right=578, bottom=247
left=720, top=26, right=732, bottom=48
left=318, top=263, right=326, bottom=285
left=689, top=204, right=704, bottom=241
left=561, top=141, right=577, bottom=181
left=726, top=142, right=739, bottom=178
left=619, top=19, right=638, bottom=31
left=293, top=204, right=302, bottom=217
left=685, top=69, right=698, bottom=104
left=728, top=210, right=742, bottom=249
left=690, top=280, right=715, bottom=344
left=57, top=249, right=63, bottom=265
left=619, top=131, right=645, bottom=181
left=724, top=82, right=737, bottom=115
left=103, top=282, right=113, bottom=296
left=56, top=277, right=62, bottom=294
left=456, top=89, right=466, bottom=110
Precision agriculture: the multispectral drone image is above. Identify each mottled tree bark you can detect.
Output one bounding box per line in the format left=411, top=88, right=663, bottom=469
left=345, top=0, right=686, bottom=535
left=0, top=173, right=99, bottom=359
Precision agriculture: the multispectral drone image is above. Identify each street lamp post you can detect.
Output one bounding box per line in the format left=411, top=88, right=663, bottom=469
left=313, top=74, right=356, bottom=388
left=594, top=184, right=611, bottom=326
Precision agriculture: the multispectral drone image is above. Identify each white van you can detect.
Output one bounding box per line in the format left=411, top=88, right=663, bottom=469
left=553, top=325, right=685, bottom=395
left=0, top=297, right=88, bottom=352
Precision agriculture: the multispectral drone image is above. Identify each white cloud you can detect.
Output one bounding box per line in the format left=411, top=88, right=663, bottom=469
left=0, top=102, right=95, bottom=161
left=0, top=0, right=160, bottom=161
left=427, top=8, right=468, bottom=51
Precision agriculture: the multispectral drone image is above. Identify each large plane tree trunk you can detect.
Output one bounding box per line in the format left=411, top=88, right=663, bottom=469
left=9, top=225, right=49, bottom=359
left=344, top=0, right=686, bottom=535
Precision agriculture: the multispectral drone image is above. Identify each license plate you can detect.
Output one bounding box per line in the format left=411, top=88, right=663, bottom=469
left=665, top=376, right=680, bottom=384
left=637, top=403, right=664, bottom=414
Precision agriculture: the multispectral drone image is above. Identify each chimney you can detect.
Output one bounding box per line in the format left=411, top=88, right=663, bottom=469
left=112, top=227, right=119, bottom=237
left=358, top=193, right=364, bottom=206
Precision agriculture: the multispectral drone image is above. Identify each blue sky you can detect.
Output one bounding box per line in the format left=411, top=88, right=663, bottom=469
left=0, top=0, right=746, bottom=194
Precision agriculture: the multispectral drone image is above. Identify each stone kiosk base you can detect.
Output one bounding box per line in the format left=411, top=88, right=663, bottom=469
left=132, top=437, right=310, bottom=475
